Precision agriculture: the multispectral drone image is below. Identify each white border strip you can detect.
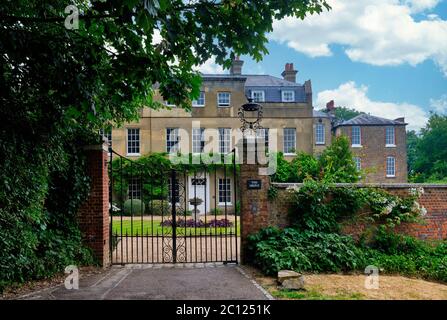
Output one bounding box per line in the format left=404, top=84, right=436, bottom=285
left=236, top=266, right=274, bottom=300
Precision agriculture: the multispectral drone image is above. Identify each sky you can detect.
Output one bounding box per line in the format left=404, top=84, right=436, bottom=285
left=198, top=0, right=447, bottom=131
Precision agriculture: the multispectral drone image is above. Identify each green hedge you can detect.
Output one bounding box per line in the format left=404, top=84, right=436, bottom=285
left=0, top=133, right=96, bottom=292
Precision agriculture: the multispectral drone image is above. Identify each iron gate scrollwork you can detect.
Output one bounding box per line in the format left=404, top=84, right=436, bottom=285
left=109, top=149, right=239, bottom=265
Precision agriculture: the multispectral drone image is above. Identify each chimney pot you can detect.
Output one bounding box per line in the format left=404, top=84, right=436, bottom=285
left=281, top=63, right=298, bottom=83
left=230, top=57, right=244, bottom=75
left=326, top=100, right=335, bottom=111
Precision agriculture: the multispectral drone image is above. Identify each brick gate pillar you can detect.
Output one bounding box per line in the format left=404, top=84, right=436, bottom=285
left=78, top=143, right=110, bottom=267
left=239, top=163, right=271, bottom=264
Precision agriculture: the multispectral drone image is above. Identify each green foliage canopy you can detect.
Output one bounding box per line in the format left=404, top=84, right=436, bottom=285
left=408, top=113, right=447, bottom=182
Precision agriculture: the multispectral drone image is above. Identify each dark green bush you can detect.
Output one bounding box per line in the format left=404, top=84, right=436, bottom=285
left=0, top=134, right=96, bottom=292
left=248, top=227, right=366, bottom=276
left=248, top=225, right=447, bottom=283
left=123, top=199, right=145, bottom=216
left=147, top=200, right=170, bottom=215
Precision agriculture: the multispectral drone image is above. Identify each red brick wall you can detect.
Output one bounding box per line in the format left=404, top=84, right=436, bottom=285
left=270, top=183, right=447, bottom=241
left=77, top=144, right=110, bottom=267
left=239, top=164, right=271, bottom=263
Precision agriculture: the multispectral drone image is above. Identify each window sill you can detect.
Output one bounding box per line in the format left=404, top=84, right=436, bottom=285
left=218, top=105, right=230, bottom=108
left=386, top=175, right=396, bottom=178
left=351, top=144, right=362, bottom=148
left=284, top=153, right=296, bottom=156
left=126, top=153, right=141, bottom=157
left=192, top=105, right=205, bottom=108
left=218, top=203, right=233, bottom=206
left=386, top=144, right=396, bottom=148
left=315, top=142, right=325, bottom=145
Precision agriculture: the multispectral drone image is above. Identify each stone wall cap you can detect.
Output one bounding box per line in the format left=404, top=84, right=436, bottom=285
left=83, top=142, right=109, bottom=152
left=272, top=182, right=447, bottom=189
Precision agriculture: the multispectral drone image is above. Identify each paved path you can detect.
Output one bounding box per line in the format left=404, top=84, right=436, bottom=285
left=18, top=264, right=272, bottom=300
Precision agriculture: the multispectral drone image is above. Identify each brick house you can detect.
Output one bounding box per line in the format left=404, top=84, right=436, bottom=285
left=334, top=113, right=408, bottom=182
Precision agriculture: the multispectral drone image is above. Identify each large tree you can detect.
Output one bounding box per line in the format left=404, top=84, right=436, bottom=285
left=322, top=106, right=365, bottom=121
left=409, top=113, right=447, bottom=182
left=0, top=0, right=330, bottom=289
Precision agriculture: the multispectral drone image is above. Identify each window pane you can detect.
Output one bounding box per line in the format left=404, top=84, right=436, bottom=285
left=283, top=128, right=296, bottom=154
left=192, top=91, right=205, bottom=106
left=127, top=128, right=140, bottom=154
left=316, top=123, right=325, bottom=144
left=128, top=178, right=141, bottom=199
left=166, top=128, right=179, bottom=153
left=353, top=157, right=361, bottom=171
left=252, top=90, right=265, bottom=102
left=218, top=178, right=231, bottom=204
left=282, top=90, right=295, bottom=102
left=219, top=128, right=231, bottom=153
left=256, top=128, right=269, bottom=151
left=192, top=128, right=205, bottom=153
left=352, top=126, right=361, bottom=145
left=386, top=127, right=395, bottom=145
left=218, top=92, right=231, bottom=106
left=386, top=157, right=396, bottom=176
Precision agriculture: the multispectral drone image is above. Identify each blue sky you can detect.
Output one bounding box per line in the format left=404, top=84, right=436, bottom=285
left=200, top=0, right=447, bottom=131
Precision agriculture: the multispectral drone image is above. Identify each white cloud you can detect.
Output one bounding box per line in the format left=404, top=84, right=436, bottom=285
left=430, top=94, right=447, bottom=113
left=270, top=0, right=447, bottom=75
left=195, top=58, right=225, bottom=74
left=316, top=81, right=429, bottom=130
left=404, top=0, right=441, bottom=12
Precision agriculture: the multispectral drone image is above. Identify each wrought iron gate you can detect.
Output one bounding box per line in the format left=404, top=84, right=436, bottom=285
left=109, top=149, right=239, bottom=264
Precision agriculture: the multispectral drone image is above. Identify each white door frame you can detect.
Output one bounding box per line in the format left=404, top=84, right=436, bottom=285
left=188, top=172, right=210, bottom=215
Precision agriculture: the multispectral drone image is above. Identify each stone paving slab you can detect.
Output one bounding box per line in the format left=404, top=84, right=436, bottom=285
left=18, top=264, right=271, bottom=300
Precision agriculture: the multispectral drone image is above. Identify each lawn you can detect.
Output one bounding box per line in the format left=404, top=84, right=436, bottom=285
left=111, top=219, right=240, bottom=236
left=243, top=266, right=447, bottom=300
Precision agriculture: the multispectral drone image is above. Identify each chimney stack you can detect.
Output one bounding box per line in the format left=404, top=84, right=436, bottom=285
left=326, top=100, right=335, bottom=111
left=230, top=56, right=244, bottom=75
left=281, top=63, right=298, bottom=83
left=394, top=117, right=405, bottom=123
left=326, top=100, right=336, bottom=116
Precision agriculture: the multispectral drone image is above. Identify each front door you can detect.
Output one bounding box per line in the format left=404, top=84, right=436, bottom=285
left=188, top=172, right=209, bottom=215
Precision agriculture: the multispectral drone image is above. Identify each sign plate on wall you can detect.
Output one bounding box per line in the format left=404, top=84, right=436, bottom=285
left=247, top=179, right=262, bottom=189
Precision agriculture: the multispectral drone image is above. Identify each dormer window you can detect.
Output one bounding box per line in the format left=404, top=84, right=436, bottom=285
left=251, top=90, right=265, bottom=102
left=281, top=90, right=295, bottom=102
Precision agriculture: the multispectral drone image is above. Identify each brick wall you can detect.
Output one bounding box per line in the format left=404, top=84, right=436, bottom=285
left=239, top=164, right=271, bottom=263
left=77, top=144, right=110, bottom=267
left=270, top=183, right=447, bottom=241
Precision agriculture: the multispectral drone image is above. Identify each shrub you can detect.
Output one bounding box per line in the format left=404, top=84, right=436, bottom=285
left=147, top=200, right=170, bottom=215
left=211, top=207, right=223, bottom=215
left=248, top=228, right=366, bottom=276
left=123, top=199, right=145, bottom=216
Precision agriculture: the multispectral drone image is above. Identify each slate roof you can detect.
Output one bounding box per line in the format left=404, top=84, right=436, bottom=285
left=313, top=110, right=331, bottom=118
left=335, top=114, right=407, bottom=127
left=201, top=74, right=302, bottom=87
left=245, top=75, right=302, bottom=87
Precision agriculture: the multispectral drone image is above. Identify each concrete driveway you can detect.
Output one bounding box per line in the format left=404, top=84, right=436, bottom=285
left=18, top=263, right=272, bottom=300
